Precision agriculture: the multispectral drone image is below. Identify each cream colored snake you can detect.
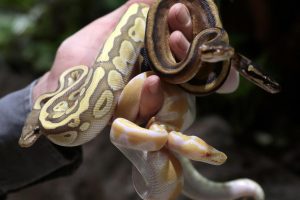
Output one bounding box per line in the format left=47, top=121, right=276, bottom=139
left=19, top=1, right=280, bottom=199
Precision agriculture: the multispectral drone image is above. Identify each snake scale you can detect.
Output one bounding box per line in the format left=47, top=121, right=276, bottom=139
left=19, top=0, right=280, bottom=199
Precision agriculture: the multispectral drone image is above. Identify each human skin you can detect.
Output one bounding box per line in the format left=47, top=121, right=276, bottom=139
left=32, top=0, right=239, bottom=123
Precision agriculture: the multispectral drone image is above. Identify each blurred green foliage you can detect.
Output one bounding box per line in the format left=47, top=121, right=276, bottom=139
left=0, top=0, right=125, bottom=74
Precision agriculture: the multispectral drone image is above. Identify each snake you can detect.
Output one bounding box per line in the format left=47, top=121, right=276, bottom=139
left=110, top=71, right=264, bottom=200
left=18, top=0, right=280, bottom=199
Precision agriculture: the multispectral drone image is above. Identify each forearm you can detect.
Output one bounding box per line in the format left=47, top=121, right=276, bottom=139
left=0, top=82, right=81, bottom=196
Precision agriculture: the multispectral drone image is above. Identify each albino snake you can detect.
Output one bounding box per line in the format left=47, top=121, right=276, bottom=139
left=19, top=1, right=280, bottom=199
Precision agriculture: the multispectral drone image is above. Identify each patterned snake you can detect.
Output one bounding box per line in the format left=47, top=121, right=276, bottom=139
left=19, top=1, right=280, bottom=199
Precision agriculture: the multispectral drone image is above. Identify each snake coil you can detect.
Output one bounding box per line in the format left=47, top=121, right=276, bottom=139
left=19, top=1, right=280, bottom=200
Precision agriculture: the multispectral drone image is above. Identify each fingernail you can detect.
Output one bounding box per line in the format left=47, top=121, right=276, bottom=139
left=176, top=4, right=191, bottom=25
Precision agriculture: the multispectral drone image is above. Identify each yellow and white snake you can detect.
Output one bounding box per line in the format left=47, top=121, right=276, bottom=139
left=19, top=1, right=280, bottom=199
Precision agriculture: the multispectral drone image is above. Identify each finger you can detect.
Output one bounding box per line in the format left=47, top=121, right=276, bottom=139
left=139, top=75, right=164, bottom=122
left=169, top=30, right=190, bottom=61
left=216, top=67, right=240, bottom=94
left=168, top=3, right=193, bottom=41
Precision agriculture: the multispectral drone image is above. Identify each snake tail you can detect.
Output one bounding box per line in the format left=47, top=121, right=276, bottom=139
left=179, top=156, right=265, bottom=200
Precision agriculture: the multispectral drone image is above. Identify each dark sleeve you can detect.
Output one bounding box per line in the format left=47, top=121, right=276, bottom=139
left=0, top=82, right=82, bottom=196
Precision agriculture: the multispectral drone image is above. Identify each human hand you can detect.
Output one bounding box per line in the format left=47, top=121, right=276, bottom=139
left=32, top=0, right=239, bottom=123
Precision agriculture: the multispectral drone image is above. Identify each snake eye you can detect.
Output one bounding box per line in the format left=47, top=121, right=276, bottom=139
left=33, top=126, right=40, bottom=134
left=199, top=44, right=234, bottom=63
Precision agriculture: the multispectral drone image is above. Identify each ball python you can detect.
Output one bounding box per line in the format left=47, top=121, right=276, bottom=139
left=145, top=0, right=280, bottom=95
left=19, top=0, right=280, bottom=199
left=110, top=71, right=264, bottom=200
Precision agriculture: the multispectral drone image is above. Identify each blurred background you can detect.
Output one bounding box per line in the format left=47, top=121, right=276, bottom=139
left=0, top=0, right=299, bottom=199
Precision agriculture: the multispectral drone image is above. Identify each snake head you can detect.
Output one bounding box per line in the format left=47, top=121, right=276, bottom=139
left=19, top=110, right=42, bottom=148
left=168, top=131, right=227, bottom=165
left=231, top=53, right=281, bottom=94
left=199, top=42, right=234, bottom=63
